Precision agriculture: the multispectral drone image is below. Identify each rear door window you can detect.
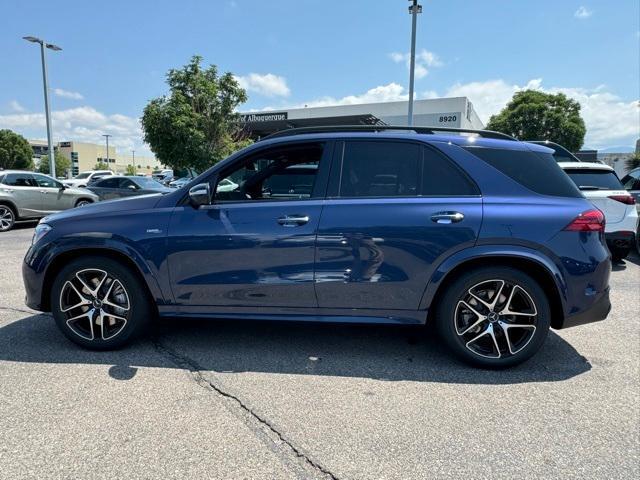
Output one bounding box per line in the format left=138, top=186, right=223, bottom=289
left=339, top=141, right=420, bottom=197
left=96, top=177, right=120, bottom=188
left=564, top=169, right=624, bottom=191
left=423, top=147, right=479, bottom=196
left=463, top=147, right=581, bottom=197
left=3, top=173, right=36, bottom=187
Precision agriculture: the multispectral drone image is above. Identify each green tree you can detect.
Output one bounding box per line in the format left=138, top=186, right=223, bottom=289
left=486, top=90, right=586, bottom=152
left=141, top=55, right=251, bottom=172
left=625, top=155, right=640, bottom=171
left=0, top=129, right=34, bottom=170
left=94, top=161, right=109, bottom=170
left=125, top=164, right=137, bottom=176
left=38, top=150, right=71, bottom=176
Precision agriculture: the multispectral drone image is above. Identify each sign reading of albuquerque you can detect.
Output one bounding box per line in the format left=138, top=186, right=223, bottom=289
left=240, top=112, right=288, bottom=123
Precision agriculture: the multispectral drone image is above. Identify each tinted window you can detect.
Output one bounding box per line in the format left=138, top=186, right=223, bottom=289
left=33, top=174, right=62, bottom=188
left=621, top=171, right=640, bottom=190
left=464, top=147, right=582, bottom=198
left=119, top=178, right=138, bottom=189
left=340, top=141, right=420, bottom=197
left=264, top=167, right=316, bottom=197
left=564, top=169, right=624, bottom=191
left=4, top=173, right=36, bottom=187
left=95, top=177, right=120, bottom=188
left=423, top=147, right=479, bottom=196
left=132, top=177, right=164, bottom=188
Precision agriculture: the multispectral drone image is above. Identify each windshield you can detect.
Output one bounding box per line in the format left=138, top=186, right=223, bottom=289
left=134, top=177, right=165, bottom=188
left=564, top=169, right=623, bottom=190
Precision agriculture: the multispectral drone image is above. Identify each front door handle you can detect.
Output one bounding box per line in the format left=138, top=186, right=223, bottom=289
left=277, top=214, right=310, bottom=227
left=430, top=211, right=464, bottom=224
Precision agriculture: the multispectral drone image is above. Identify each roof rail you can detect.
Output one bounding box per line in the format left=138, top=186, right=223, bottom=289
left=260, top=125, right=518, bottom=142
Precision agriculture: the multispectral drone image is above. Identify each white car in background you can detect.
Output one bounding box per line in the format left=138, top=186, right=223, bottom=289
left=63, top=170, right=114, bottom=188
left=560, top=162, right=638, bottom=261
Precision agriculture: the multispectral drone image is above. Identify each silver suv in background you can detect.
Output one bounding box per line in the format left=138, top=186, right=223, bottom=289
left=0, top=171, right=98, bottom=232
left=63, top=170, right=114, bottom=188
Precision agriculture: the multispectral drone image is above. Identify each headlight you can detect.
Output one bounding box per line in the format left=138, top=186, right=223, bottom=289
left=32, top=223, right=52, bottom=245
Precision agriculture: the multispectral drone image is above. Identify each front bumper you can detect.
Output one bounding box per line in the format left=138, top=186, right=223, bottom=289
left=561, top=287, right=611, bottom=329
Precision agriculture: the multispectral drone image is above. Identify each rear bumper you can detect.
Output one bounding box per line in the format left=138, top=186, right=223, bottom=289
left=560, top=287, right=611, bottom=329
left=605, top=231, right=635, bottom=251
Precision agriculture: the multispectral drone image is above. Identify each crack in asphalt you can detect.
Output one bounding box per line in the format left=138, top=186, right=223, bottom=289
left=151, top=333, right=340, bottom=480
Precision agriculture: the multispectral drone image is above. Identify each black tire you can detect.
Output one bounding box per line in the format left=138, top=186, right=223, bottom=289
left=435, top=266, right=551, bottom=368
left=610, top=245, right=630, bottom=263
left=75, top=198, right=93, bottom=208
left=51, top=256, right=153, bottom=350
left=0, top=204, right=16, bottom=232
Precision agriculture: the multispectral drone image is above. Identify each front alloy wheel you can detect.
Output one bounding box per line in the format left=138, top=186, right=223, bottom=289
left=436, top=267, right=551, bottom=368
left=51, top=256, right=152, bottom=349
left=59, top=269, right=130, bottom=341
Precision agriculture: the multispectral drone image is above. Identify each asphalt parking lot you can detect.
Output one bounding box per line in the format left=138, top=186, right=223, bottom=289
left=0, top=222, right=638, bottom=479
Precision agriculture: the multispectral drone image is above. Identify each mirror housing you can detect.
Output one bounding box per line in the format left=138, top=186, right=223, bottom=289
left=188, top=183, right=211, bottom=207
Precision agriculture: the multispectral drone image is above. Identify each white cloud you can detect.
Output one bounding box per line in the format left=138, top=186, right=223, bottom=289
left=389, top=49, right=443, bottom=79
left=53, top=88, right=84, bottom=100
left=295, top=83, right=409, bottom=108
left=235, top=73, right=290, bottom=97
left=9, top=100, right=25, bottom=112
left=0, top=106, right=153, bottom=155
left=574, top=6, right=593, bottom=19
left=445, top=78, right=639, bottom=149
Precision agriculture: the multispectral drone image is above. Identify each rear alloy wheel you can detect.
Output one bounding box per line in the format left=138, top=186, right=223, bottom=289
left=75, top=199, right=92, bottom=208
left=436, top=267, right=551, bottom=368
left=0, top=205, right=15, bottom=232
left=51, top=257, right=152, bottom=349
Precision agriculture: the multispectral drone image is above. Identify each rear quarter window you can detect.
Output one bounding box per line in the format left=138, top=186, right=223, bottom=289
left=463, top=146, right=582, bottom=198
left=564, top=169, right=624, bottom=191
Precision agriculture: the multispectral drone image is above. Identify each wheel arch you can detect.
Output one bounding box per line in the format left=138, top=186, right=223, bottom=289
left=41, top=247, right=161, bottom=313
left=423, top=249, right=567, bottom=329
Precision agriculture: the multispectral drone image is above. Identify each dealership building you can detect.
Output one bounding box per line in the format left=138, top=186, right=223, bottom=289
left=240, top=97, right=485, bottom=138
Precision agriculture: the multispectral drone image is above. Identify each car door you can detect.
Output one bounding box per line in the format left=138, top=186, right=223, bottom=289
left=33, top=173, right=73, bottom=212
left=1, top=173, right=41, bottom=217
left=166, top=141, right=331, bottom=309
left=314, top=140, right=482, bottom=311
left=92, top=177, right=121, bottom=200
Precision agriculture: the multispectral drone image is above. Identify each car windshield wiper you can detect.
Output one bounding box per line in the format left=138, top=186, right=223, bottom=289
left=577, top=185, right=606, bottom=190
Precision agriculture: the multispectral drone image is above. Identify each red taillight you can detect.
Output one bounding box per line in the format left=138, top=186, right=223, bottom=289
left=608, top=194, right=635, bottom=205
left=564, top=209, right=605, bottom=232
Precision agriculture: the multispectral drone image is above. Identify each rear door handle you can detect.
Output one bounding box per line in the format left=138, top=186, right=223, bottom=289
left=430, top=211, right=464, bottom=224
left=277, top=214, right=310, bottom=227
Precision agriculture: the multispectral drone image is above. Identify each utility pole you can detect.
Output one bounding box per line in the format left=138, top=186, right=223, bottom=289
left=23, top=36, right=62, bottom=177
left=407, top=0, right=422, bottom=126
left=102, top=134, right=112, bottom=168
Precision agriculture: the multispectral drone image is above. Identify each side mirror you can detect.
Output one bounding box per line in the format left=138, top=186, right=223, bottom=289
left=189, top=183, right=211, bottom=207
left=127, top=184, right=137, bottom=190
left=59, top=184, right=67, bottom=190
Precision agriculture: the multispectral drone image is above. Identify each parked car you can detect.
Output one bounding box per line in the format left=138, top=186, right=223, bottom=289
left=87, top=175, right=173, bottom=201
left=23, top=126, right=612, bottom=368
left=558, top=162, right=637, bottom=261
left=0, top=170, right=97, bottom=232
left=620, top=166, right=640, bottom=252
left=528, top=140, right=582, bottom=163
left=63, top=170, right=114, bottom=188
left=152, top=169, right=173, bottom=185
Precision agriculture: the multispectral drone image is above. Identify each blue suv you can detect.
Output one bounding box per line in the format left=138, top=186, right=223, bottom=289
left=22, top=126, right=611, bottom=368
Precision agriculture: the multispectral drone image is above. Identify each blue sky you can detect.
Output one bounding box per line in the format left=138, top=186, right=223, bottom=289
left=0, top=0, right=638, bottom=155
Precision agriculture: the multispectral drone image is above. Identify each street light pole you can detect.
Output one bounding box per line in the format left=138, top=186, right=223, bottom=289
left=23, top=36, right=61, bottom=177
left=407, top=0, right=422, bottom=126
left=102, top=134, right=112, bottom=167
